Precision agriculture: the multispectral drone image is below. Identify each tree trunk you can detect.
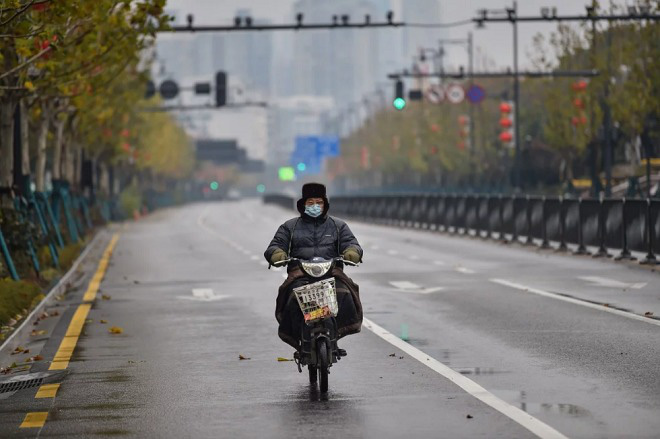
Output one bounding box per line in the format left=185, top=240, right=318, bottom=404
left=20, top=100, right=29, bottom=175
left=62, top=139, right=76, bottom=185
left=35, top=103, right=51, bottom=192
left=52, top=117, right=65, bottom=181
left=0, top=100, right=16, bottom=188
left=99, top=162, right=109, bottom=195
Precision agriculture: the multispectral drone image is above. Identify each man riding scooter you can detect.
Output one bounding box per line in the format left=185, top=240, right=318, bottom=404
left=264, top=183, right=363, bottom=354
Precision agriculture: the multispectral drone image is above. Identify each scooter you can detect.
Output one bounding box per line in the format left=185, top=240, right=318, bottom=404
left=273, top=256, right=358, bottom=393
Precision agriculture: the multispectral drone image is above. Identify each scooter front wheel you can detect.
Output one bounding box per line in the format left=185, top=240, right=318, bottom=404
left=318, top=339, right=329, bottom=393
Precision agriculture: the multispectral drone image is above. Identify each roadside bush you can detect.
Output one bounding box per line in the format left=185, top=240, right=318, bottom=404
left=58, top=242, right=84, bottom=271
left=0, top=279, right=42, bottom=329
left=119, top=183, right=142, bottom=217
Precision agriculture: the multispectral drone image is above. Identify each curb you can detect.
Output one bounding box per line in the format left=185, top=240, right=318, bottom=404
left=0, top=230, right=106, bottom=354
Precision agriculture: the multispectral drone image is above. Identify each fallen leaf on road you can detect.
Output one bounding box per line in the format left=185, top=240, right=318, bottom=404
left=644, top=311, right=654, bottom=316
left=109, top=326, right=123, bottom=334
left=31, top=355, right=43, bottom=361
left=100, top=319, right=108, bottom=324
left=466, top=414, right=473, bottom=419
left=603, top=303, right=610, bottom=307
left=11, top=346, right=26, bottom=355
left=50, top=310, right=59, bottom=316
left=277, top=357, right=293, bottom=362
left=388, top=353, right=396, bottom=357
left=30, top=330, right=46, bottom=336
left=101, top=294, right=111, bottom=300
left=239, top=354, right=251, bottom=360
left=85, top=319, right=93, bottom=323
left=133, top=280, right=140, bottom=284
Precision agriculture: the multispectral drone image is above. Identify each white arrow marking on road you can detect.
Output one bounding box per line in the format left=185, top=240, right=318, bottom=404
left=177, top=288, right=228, bottom=302
left=389, top=281, right=443, bottom=294
left=455, top=266, right=476, bottom=274
left=579, top=276, right=647, bottom=289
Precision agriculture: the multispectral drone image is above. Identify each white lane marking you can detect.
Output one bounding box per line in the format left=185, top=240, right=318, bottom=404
left=371, top=245, right=380, bottom=250
left=433, top=260, right=446, bottom=266
left=389, top=281, right=443, bottom=294
left=491, top=279, right=660, bottom=328
left=390, top=281, right=422, bottom=290
left=387, top=249, right=399, bottom=255
left=259, top=261, right=269, bottom=267
left=455, top=266, right=476, bottom=274
left=178, top=288, right=228, bottom=302
left=408, top=255, right=420, bottom=260
left=250, top=255, right=259, bottom=261
left=363, top=318, right=569, bottom=439
left=578, top=276, right=647, bottom=290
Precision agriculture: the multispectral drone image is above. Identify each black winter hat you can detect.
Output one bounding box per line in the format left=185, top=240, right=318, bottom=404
left=301, top=182, right=326, bottom=200
left=297, top=182, right=329, bottom=216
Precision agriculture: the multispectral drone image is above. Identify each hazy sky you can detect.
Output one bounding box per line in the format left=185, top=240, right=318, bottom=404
left=161, top=0, right=591, bottom=70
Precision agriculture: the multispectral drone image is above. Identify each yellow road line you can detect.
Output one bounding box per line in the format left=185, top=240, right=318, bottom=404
left=49, top=233, right=120, bottom=371
left=35, top=383, right=60, bottom=399
left=83, top=234, right=120, bottom=302
left=20, top=412, right=48, bottom=428
left=49, top=303, right=90, bottom=370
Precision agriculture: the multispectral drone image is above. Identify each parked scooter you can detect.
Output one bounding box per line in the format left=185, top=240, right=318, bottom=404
left=272, top=256, right=358, bottom=393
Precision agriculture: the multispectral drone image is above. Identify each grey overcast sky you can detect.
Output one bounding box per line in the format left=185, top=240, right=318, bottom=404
left=161, top=0, right=592, bottom=70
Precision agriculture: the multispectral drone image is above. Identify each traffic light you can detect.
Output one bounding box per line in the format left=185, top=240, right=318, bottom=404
left=393, top=80, right=406, bottom=110
left=571, top=80, right=588, bottom=127
left=499, top=101, right=514, bottom=145
left=215, top=71, right=227, bottom=107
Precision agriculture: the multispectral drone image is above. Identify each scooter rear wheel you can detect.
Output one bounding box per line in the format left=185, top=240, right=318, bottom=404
left=308, top=365, right=317, bottom=384
left=318, top=339, right=329, bottom=393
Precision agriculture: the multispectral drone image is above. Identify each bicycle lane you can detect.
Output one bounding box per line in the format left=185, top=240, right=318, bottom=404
left=0, top=228, right=120, bottom=437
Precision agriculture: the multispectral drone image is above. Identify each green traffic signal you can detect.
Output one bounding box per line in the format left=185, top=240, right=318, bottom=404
left=209, top=181, right=219, bottom=191
left=393, top=97, right=406, bottom=110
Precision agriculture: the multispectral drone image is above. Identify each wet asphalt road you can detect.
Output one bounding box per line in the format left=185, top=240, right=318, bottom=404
left=1, top=199, right=659, bottom=438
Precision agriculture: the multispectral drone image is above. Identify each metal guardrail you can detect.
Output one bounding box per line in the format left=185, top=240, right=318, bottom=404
left=263, top=194, right=659, bottom=265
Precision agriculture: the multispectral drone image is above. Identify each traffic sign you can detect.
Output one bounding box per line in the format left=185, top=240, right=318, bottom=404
left=466, top=84, right=486, bottom=104
left=446, top=84, right=465, bottom=104
left=426, top=86, right=444, bottom=104
left=159, top=80, right=179, bottom=100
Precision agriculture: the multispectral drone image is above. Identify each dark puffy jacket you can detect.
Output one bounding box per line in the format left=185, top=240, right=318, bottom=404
left=264, top=215, right=363, bottom=263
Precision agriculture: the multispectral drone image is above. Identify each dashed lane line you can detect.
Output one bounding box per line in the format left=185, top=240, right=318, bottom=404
left=491, top=278, right=660, bottom=328
left=20, top=412, right=48, bottom=429
left=363, top=317, right=569, bottom=439
left=35, top=383, right=60, bottom=399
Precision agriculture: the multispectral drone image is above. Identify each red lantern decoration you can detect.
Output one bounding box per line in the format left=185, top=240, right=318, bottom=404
left=580, top=115, right=587, bottom=125
left=121, top=142, right=130, bottom=152
left=499, top=132, right=513, bottom=142
left=499, top=118, right=513, bottom=128
left=573, top=98, right=584, bottom=109
left=132, top=150, right=140, bottom=159
left=457, top=141, right=466, bottom=150
left=499, top=102, right=512, bottom=113
left=121, top=129, right=130, bottom=138
left=430, top=146, right=438, bottom=155
left=430, top=123, right=439, bottom=133
left=571, top=116, right=580, bottom=126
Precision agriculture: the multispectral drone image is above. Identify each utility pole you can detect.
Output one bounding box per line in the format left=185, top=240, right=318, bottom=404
left=510, top=2, right=521, bottom=190
left=468, top=32, right=475, bottom=189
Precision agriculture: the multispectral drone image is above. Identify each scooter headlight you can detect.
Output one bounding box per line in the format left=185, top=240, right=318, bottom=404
left=301, top=261, right=332, bottom=278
